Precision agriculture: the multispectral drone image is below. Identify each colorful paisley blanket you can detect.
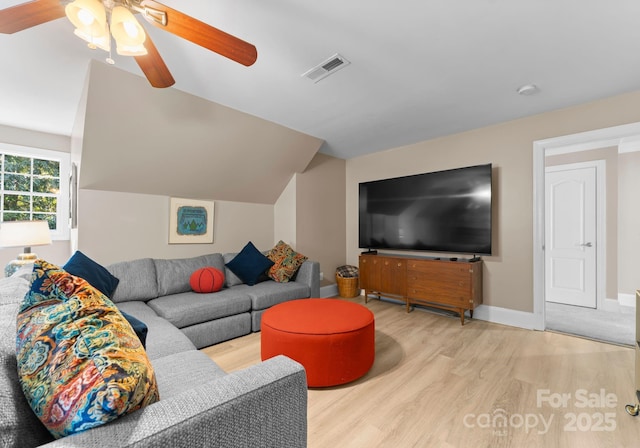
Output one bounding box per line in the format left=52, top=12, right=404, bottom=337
left=16, top=259, right=159, bottom=438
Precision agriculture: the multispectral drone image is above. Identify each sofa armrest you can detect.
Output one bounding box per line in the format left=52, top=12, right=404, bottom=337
left=41, top=356, right=307, bottom=448
left=294, top=260, right=320, bottom=297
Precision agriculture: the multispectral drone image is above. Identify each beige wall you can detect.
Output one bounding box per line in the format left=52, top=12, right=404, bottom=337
left=0, top=123, right=70, bottom=153
left=346, top=90, right=640, bottom=313
left=296, top=153, right=347, bottom=280
left=545, top=147, right=618, bottom=299
left=71, top=61, right=327, bottom=267
left=76, top=153, right=346, bottom=269
left=618, top=151, right=640, bottom=295
left=274, top=175, right=297, bottom=247
left=79, top=61, right=323, bottom=205
left=0, top=242, right=70, bottom=272
left=77, top=189, right=274, bottom=265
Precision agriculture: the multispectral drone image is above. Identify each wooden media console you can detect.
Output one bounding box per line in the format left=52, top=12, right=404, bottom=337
left=359, top=253, right=482, bottom=325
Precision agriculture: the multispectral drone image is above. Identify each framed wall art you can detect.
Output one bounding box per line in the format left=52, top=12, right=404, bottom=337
left=169, top=198, right=215, bottom=244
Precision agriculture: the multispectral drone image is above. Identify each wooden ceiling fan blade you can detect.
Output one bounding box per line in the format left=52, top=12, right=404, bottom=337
left=139, top=0, right=257, bottom=66
left=0, top=0, right=65, bottom=34
left=135, top=34, right=175, bottom=88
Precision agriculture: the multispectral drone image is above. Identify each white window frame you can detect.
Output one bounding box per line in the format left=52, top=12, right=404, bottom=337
left=0, top=143, right=70, bottom=241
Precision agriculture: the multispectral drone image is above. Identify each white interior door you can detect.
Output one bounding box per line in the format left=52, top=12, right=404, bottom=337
left=545, top=165, right=597, bottom=308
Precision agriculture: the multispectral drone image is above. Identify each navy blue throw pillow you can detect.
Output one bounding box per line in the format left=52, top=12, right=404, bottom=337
left=63, top=251, right=120, bottom=298
left=120, top=311, right=148, bottom=348
left=225, top=241, right=274, bottom=286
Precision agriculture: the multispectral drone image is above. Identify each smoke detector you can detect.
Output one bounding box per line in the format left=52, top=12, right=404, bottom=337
left=301, top=53, right=350, bottom=83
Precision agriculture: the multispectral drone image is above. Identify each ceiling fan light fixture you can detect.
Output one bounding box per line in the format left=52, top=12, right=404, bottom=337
left=1, top=0, right=255, bottom=88
left=65, top=0, right=107, bottom=37
left=111, top=6, right=146, bottom=46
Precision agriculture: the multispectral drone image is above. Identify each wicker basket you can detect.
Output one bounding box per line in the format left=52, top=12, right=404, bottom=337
left=336, top=273, right=360, bottom=298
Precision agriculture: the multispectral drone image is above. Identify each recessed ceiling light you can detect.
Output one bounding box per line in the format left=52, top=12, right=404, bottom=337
left=517, top=84, right=540, bottom=96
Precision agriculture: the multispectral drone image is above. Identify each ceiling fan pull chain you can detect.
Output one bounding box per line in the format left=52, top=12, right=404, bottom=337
left=105, top=36, right=115, bottom=64
left=104, top=8, right=114, bottom=64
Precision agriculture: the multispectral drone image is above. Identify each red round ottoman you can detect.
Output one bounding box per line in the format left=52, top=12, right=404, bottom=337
left=261, top=298, right=375, bottom=387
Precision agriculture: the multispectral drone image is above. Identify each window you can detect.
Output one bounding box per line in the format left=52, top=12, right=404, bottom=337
left=0, top=144, right=70, bottom=240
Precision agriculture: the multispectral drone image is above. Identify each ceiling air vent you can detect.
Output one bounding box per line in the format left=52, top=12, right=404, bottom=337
left=302, top=53, right=351, bottom=83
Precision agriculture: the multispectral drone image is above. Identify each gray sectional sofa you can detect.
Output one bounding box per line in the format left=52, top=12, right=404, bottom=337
left=107, top=252, right=320, bottom=348
left=1, top=252, right=319, bottom=448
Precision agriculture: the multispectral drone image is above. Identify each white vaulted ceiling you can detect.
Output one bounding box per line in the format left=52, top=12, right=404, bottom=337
left=1, top=0, right=640, bottom=159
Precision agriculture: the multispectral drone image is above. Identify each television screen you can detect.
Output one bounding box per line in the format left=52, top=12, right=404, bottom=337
left=359, top=164, right=492, bottom=255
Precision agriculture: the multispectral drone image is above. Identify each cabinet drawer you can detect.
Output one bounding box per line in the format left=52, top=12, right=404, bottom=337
left=407, top=270, right=470, bottom=292
left=407, top=286, right=468, bottom=306
left=408, top=261, right=471, bottom=278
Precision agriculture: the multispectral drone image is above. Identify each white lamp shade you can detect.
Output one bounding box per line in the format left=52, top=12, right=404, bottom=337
left=111, top=6, right=147, bottom=49
left=115, top=43, right=148, bottom=56
left=0, top=221, right=52, bottom=249
left=65, top=0, right=107, bottom=37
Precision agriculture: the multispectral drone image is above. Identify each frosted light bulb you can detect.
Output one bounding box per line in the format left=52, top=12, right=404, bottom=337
left=77, top=9, right=95, bottom=25
left=123, top=21, right=139, bottom=38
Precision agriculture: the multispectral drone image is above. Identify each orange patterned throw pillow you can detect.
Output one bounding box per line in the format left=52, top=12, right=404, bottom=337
left=266, top=240, right=308, bottom=283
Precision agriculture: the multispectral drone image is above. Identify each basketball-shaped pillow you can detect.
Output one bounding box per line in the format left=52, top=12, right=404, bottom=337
left=190, top=267, right=224, bottom=293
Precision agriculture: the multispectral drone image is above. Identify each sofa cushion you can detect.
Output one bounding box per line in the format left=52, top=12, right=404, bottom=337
left=225, top=242, right=274, bottom=286
left=0, top=273, right=30, bottom=305
left=190, top=267, right=224, bottom=293
left=115, top=301, right=197, bottom=360
left=63, top=250, right=119, bottom=297
left=16, top=260, right=160, bottom=439
left=152, top=350, right=226, bottom=400
left=181, top=313, right=252, bottom=349
left=108, top=258, right=158, bottom=302
left=154, top=254, right=225, bottom=296
left=147, top=289, right=252, bottom=329
left=238, top=280, right=311, bottom=311
left=266, top=241, right=308, bottom=283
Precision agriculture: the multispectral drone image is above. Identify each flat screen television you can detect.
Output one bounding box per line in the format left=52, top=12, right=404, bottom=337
left=359, top=163, right=492, bottom=255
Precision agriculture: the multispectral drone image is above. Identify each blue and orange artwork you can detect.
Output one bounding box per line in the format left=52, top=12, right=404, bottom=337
left=177, top=206, right=208, bottom=235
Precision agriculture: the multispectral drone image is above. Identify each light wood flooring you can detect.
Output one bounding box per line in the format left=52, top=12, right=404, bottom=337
left=202, top=296, right=640, bottom=447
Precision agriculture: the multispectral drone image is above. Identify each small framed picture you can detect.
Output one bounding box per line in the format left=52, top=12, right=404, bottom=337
left=169, top=198, right=214, bottom=244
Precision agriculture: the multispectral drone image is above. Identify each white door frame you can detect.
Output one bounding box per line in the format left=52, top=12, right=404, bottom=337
left=545, top=160, right=605, bottom=310
left=532, top=122, right=640, bottom=331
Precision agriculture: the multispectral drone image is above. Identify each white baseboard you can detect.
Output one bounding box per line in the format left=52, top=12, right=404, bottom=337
left=472, top=304, right=538, bottom=330
left=370, top=297, right=540, bottom=330
left=602, top=297, right=635, bottom=313
left=618, top=293, right=636, bottom=308
left=373, top=297, right=635, bottom=330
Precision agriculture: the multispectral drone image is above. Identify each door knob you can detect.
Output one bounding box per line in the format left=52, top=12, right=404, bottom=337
left=579, top=242, right=593, bottom=247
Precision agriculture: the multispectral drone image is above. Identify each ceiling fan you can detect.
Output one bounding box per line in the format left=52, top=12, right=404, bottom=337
left=0, top=0, right=258, bottom=88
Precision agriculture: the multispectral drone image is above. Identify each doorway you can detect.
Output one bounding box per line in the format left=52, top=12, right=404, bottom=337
left=533, top=122, right=640, bottom=345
